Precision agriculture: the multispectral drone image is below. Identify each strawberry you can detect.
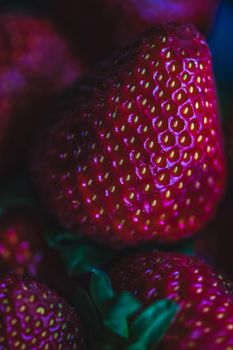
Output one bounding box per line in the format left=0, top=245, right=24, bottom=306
left=37, top=0, right=220, bottom=63
left=0, top=207, right=68, bottom=293
left=109, top=250, right=233, bottom=349
left=0, top=272, right=86, bottom=349
left=32, top=24, right=225, bottom=247
left=0, top=13, right=83, bottom=174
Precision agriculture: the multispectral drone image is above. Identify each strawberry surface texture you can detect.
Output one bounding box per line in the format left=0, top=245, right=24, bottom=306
left=0, top=13, right=82, bottom=174
left=32, top=23, right=225, bottom=247
left=109, top=251, right=233, bottom=350
left=0, top=273, right=86, bottom=349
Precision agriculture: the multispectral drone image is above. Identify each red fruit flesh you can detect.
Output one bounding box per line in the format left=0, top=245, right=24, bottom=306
left=0, top=273, right=85, bottom=349
left=0, top=13, right=83, bottom=174
left=0, top=208, right=67, bottom=293
left=37, top=0, right=220, bottom=63
left=109, top=251, right=233, bottom=350
left=32, top=24, right=225, bottom=247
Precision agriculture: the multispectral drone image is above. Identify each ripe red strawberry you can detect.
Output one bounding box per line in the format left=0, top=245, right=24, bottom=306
left=0, top=207, right=68, bottom=293
left=109, top=251, right=233, bottom=349
left=0, top=272, right=86, bottom=349
left=32, top=24, right=225, bottom=247
left=37, top=0, right=220, bottom=63
left=0, top=13, right=83, bottom=174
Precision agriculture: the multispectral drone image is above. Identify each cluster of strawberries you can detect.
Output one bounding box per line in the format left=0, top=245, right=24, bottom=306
left=0, top=0, right=233, bottom=349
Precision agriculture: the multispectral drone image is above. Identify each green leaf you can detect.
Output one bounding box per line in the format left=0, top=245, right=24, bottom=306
left=47, top=232, right=117, bottom=274
left=90, top=270, right=142, bottom=338
left=124, top=299, right=179, bottom=350
left=74, top=281, right=124, bottom=350
left=105, top=292, right=142, bottom=339
left=74, top=272, right=178, bottom=350
left=90, top=269, right=115, bottom=306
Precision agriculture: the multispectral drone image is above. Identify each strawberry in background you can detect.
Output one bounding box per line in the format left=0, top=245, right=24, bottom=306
left=37, top=0, right=220, bottom=63
left=0, top=13, right=84, bottom=175
left=0, top=207, right=68, bottom=294
left=32, top=24, right=225, bottom=247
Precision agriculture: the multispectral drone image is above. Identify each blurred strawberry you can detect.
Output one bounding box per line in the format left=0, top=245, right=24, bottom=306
left=0, top=13, right=83, bottom=175
left=32, top=24, right=225, bottom=247
left=0, top=207, right=68, bottom=294
left=37, top=0, right=220, bottom=63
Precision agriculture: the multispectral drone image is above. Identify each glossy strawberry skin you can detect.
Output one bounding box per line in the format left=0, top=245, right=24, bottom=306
left=0, top=208, right=68, bottom=293
left=109, top=251, right=233, bottom=350
left=36, top=0, right=220, bottom=63
left=0, top=13, right=83, bottom=174
left=0, top=273, right=85, bottom=349
left=32, top=24, right=225, bottom=247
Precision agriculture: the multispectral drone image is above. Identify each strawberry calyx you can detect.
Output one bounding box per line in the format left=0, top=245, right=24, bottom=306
left=47, top=230, right=195, bottom=275
left=74, top=270, right=179, bottom=350
left=47, top=232, right=118, bottom=274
